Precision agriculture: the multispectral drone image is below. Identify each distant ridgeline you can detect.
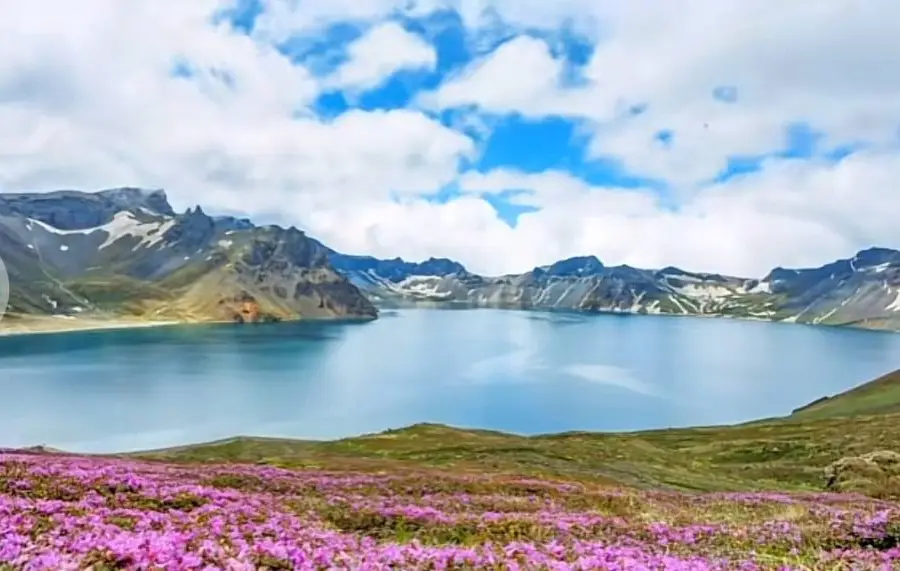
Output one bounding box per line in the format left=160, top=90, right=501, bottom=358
left=1, top=188, right=900, bottom=330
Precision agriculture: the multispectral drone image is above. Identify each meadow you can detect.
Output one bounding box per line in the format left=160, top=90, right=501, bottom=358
left=1, top=369, right=899, bottom=569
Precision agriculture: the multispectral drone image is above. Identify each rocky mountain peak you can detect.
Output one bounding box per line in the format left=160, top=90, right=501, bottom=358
left=214, top=216, right=254, bottom=232
left=241, top=227, right=328, bottom=270
left=417, top=257, right=467, bottom=276
left=763, top=267, right=799, bottom=283
left=853, top=247, right=900, bottom=268
left=325, top=252, right=467, bottom=282
left=165, top=205, right=215, bottom=250
left=658, top=266, right=687, bottom=276
left=185, top=205, right=207, bottom=217
left=97, top=187, right=175, bottom=216
left=545, top=255, right=605, bottom=277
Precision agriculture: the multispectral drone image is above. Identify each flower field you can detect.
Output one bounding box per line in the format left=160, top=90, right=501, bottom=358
left=0, top=451, right=898, bottom=570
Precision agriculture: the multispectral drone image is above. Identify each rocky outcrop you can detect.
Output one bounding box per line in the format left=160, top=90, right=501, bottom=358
left=327, top=251, right=466, bottom=284
left=217, top=292, right=277, bottom=323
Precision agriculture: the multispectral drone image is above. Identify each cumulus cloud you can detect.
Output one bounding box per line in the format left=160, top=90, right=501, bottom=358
left=416, top=36, right=578, bottom=116
left=2, top=0, right=900, bottom=278
left=457, top=150, right=900, bottom=277
left=0, top=0, right=471, bottom=216
left=324, top=21, right=437, bottom=92
left=420, top=0, right=900, bottom=184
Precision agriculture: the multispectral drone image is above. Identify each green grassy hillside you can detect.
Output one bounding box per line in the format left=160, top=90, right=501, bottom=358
left=789, top=368, right=900, bottom=419
left=130, top=413, right=898, bottom=494
left=130, top=368, right=900, bottom=496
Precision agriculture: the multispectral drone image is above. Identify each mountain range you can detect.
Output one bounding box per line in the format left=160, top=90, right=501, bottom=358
left=1, top=188, right=899, bottom=331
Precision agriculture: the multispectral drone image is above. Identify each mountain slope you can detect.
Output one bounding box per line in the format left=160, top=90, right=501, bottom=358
left=3, top=187, right=899, bottom=331
left=0, top=190, right=376, bottom=324
left=334, top=250, right=900, bottom=331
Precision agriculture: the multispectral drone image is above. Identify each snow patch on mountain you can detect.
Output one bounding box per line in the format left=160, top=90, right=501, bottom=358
left=744, top=281, right=772, bottom=294
left=888, top=290, right=900, bottom=312
left=672, top=283, right=733, bottom=299
left=27, top=211, right=174, bottom=250
left=390, top=276, right=452, bottom=299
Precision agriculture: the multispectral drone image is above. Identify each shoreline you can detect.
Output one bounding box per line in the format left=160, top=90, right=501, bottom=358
left=0, top=316, right=185, bottom=338
left=0, top=315, right=187, bottom=338
left=0, top=305, right=897, bottom=338
left=0, top=311, right=379, bottom=338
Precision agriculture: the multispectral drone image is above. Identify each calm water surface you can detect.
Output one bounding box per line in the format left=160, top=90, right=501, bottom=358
left=1, top=309, right=899, bottom=453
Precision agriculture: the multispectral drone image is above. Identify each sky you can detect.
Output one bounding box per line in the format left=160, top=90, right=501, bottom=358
left=2, top=0, right=900, bottom=278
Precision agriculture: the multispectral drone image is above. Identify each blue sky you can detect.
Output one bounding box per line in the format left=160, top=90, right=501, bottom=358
left=3, top=0, right=899, bottom=276
left=216, top=2, right=673, bottom=224
left=214, top=1, right=863, bottom=228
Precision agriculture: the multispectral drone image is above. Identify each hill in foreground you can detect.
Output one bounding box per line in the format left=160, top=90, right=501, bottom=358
left=2, top=369, right=900, bottom=569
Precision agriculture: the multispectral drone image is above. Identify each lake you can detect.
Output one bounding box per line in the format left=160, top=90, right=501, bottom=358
left=1, top=309, right=899, bottom=453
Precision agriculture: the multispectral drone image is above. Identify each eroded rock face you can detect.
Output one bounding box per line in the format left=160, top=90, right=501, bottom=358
left=165, top=206, right=217, bottom=251
left=242, top=228, right=329, bottom=270
left=217, top=292, right=277, bottom=323
left=226, top=228, right=377, bottom=320
left=310, top=280, right=379, bottom=318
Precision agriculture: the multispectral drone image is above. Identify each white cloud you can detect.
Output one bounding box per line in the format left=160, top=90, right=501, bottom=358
left=418, top=0, right=900, bottom=184
left=0, top=0, right=471, bottom=217
left=454, top=151, right=900, bottom=277
left=254, top=0, right=597, bottom=43
left=325, top=21, right=437, bottom=92
left=2, top=0, right=900, bottom=281
left=253, top=0, right=437, bottom=43
left=416, top=36, right=580, bottom=116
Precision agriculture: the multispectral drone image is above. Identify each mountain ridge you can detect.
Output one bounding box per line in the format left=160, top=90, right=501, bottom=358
left=0, top=188, right=377, bottom=325
left=2, top=187, right=899, bottom=331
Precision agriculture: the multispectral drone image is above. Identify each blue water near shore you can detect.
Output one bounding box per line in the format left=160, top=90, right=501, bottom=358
left=1, top=309, right=898, bottom=453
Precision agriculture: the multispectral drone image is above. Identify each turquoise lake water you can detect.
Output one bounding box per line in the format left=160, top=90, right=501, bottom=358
left=1, top=309, right=899, bottom=453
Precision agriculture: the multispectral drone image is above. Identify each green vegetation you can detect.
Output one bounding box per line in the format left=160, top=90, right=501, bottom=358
left=7, top=367, right=900, bottom=569
left=132, top=414, right=900, bottom=496
left=64, top=276, right=172, bottom=311
left=791, top=368, right=900, bottom=419
left=825, top=449, right=900, bottom=497
left=131, top=368, right=900, bottom=499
